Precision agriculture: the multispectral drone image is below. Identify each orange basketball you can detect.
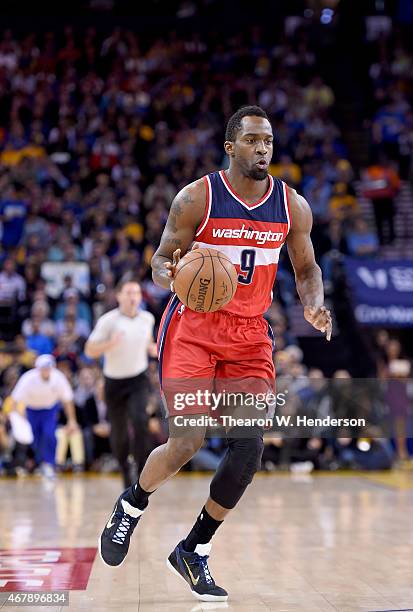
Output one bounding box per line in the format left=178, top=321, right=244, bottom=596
left=174, top=248, right=238, bottom=313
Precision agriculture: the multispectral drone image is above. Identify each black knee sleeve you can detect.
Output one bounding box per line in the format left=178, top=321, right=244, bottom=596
left=209, top=433, right=264, bottom=509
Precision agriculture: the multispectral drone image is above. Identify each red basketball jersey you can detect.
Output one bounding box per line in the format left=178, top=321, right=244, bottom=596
left=195, top=170, right=291, bottom=317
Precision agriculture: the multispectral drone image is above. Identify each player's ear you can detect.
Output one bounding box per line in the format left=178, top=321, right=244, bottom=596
left=224, top=141, right=235, bottom=157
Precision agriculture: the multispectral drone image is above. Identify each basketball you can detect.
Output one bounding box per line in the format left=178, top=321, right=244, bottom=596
left=173, top=248, right=238, bottom=312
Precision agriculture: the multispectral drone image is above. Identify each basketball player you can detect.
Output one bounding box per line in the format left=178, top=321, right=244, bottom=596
left=99, top=106, right=332, bottom=602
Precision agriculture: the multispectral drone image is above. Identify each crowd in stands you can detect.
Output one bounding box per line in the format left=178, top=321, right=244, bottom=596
left=356, top=27, right=413, bottom=245
left=368, top=31, right=413, bottom=178
left=0, top=21, right=411, bottom=476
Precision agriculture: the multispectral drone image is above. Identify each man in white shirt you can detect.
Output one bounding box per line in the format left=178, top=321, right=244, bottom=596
left=10, top=354, right=78, bottom=477
left=85, top=279, right=157, bottom=488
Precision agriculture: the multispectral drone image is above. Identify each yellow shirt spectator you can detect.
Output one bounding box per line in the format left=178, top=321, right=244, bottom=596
left=269, top=158, right=302, bottom=186
left=329, top=183, right=358, bottom=220
left=0, top=144, right=45, bottom=167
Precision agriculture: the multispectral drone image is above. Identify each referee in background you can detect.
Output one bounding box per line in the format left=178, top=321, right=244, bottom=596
left=85, top=279, right=157, bottom=488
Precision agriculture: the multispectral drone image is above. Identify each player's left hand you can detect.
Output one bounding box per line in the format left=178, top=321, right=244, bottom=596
left=304, top=305, right=332, bottom=341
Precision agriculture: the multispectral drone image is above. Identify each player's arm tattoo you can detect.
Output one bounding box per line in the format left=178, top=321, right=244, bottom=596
left=168, top=197, right=183, bottom=233
left=158, top=237, right=183, bottom=251
left=151, top=182, right=204, bottom=290
left=168, top=191, right=194, bottom=232
left=287, top=190, right=324, bottom=309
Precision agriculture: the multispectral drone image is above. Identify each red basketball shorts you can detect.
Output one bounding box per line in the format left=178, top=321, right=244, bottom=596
left=157, top=295, right=275, bottom=417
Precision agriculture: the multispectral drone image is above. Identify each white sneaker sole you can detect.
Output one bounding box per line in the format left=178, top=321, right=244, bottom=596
left=166, top=558, right=228, bottom=602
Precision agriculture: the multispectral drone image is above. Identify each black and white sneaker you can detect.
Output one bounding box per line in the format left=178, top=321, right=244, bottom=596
left=167, top=540, right=228, bottom=602
left=99, top=490, right=144, bottom=567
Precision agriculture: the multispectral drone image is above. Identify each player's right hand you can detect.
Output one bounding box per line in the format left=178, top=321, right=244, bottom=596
left=164, top=248, right=181, bottom=291
left=164, top=243, right=200, bottom=291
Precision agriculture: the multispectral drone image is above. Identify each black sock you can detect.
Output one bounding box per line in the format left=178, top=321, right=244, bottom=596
left=183, top=507, right=223, bottom=552
left=125, top=480, right=153, bottom=510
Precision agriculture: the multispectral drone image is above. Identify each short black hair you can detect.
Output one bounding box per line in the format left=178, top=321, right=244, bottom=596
left=225, top=106, right=270, bottom=142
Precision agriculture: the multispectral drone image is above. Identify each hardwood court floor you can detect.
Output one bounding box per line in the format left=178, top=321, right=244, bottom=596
left=1, top=470, right=413, bottom=612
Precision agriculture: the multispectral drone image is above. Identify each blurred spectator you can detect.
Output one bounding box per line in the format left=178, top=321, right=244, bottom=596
left=269, top=154, right=302, bottom=188
left=25, top=318, right=55, bottom=355
left=52, top=335, right=79, bottom=372
left=362, top=159, right=400, bottom=245
left=304, top=76, right=335, bottom=110
left=81, top=377, right=111, bottom=468
left=55, top=423, right=85, bottom=472
left=372, top=94, right=410, bottom=162
left=319, top=218, right=348, bottom=287
left=0, top=185, right=28, bottom=248
left=0, top=258, right=26, bottom=304
left=22, top=300, right=55, bottom=337
left=346, top=217, right=379, bottom=258
left=22, top=207, right=50, bottom=246
left=328, top=182, right=358, bottom=222
left=143, top=174, right=176, bottom=209
left=55, top=311, right=89, bottom=343
left=13, top=335, right=37, bottom=369
left=58, top=275, right=86, bottom=303
left=73, top=366, right=96, bottom=411
left=0, top=407, right=11, bottom=470
left=385, top=359, right=411, bottom=463
left=54, top=288, right=92, bottom=329
left=385, top=338, right=404, bottom=363
left=335, top=437, right=395, bottom=470
left=190, top=439, right=227, bottom=471
left=303, top=170, right=331, bottom=223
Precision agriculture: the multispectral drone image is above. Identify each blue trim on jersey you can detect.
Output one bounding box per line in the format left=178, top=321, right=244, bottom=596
left=266, top=320, right=276, bottom=353
left=158, top=295, right=180, bottom=388
left=207, top=171, right=288, bottom=224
